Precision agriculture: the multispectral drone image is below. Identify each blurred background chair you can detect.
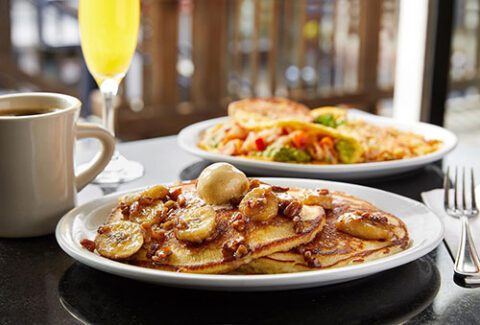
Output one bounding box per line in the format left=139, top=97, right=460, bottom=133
left=0, top=0, right=479, bottom=142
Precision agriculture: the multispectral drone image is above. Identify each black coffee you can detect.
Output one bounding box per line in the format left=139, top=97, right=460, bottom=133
left=0, top=108, right=61, bottom=117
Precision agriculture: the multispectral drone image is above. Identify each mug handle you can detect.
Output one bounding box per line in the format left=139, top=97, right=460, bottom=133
left=75, top=123, right=116, bottom=191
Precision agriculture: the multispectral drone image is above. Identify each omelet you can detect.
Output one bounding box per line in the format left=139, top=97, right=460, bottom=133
left=199, top=98, right=363, bottom=164
left=310, top=106, right=348, bottom=128
left=198, top=98, right=442, bottom=164
left=310, top=106, right=442, bottom=161
left=250, top=119, right=364, bottom=164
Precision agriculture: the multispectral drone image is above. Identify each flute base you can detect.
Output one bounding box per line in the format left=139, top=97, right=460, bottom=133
left=89, top=151, right=144, bottom=185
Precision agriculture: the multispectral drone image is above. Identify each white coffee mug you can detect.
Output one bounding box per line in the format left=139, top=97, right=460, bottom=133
left=0, top=93, right=115, bottom=237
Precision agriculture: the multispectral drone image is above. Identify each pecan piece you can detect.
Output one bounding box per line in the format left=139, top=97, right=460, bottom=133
left=360, top=211, right=371, bottom=218
left=234, top=244, right=249, bottom=258
left=177, top=194, right=186, bottom=207
left=247, top=196, right=267, bottom=209
left=164, top=200, right=179, bottom=211
left=359, top=211, right=389, bottom=227
left=119, top=202, right=130, bottom=218
left=282, top=201, right=303, bottom=218
left=97, top=225, right=111, bottom=235
left=152, top=247, right=172, bottom=263
left=303, top=250, right=321, bottom=267
left=151, top=226, right=166, bottom=242
left=142, top=208, right=169, bottom=230
left=142, top=227, right=152, bottom=244
left=222, top=237, right=249, bottom=260
left=129, top=201, right=140, bottom=216
left=169, top=188, right=182, bottom=201
left=293, top=216, right=304, bottom=233
left=141, top=221, right=152, bottom=230
left=317, top=188, right=329, bottom=195
left=161, top=219, right=177, bottom=230
left=229, top=196, right=243, bottom=207
left=271, top=185, right=289, bottom=192
left=231, top=212, right=247, bottom=232
left=145, top=242, right=160, bottom=258
left=249, top=179, right=261, bottom=190
left=138, top=196, right=154, bottom=206
left=176, top=218, right=188, bottom=230
left=80, top=239, right=95, bottom=252
left=278, top=198, right=290, bottom=212
left=370, top=214, right=388, bottom=225
left=155, top=207, right=169, bottom=223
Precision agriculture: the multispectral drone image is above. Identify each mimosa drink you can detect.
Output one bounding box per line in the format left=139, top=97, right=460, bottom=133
left=78, top=0, right=144, bottom=184
left=79, top=0, right=140, bottom=84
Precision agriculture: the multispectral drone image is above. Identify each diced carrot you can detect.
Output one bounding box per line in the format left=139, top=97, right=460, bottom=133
left=292, top=131, right=308, bottom=148
left=320, top=136, right=334, bottom=148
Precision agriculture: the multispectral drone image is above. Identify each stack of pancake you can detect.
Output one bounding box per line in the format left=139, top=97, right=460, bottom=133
left=83, top=163, right=410, bottom=274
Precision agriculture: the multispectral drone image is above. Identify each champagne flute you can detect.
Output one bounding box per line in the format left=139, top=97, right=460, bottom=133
left=78, top=0, right=144, bottom=184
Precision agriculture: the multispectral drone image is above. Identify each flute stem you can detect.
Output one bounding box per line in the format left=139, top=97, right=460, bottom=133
left=99, top=77, right=121, bottom=136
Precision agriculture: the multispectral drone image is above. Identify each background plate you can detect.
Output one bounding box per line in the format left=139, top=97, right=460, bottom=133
left=177, top=110, right=457, bottom=180
left=56, top=178, right=444, bottom=291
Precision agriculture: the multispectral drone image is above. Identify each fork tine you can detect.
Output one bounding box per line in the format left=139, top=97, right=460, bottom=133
left=444, top=166, right=450, bottom=210
left=472, top=168, right=478, bottom=211
left=462, top=167, right=466, bottom=211
left=454, top=167, right=459, bottom=211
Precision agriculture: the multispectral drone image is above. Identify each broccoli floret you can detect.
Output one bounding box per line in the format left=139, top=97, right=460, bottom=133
left=314, top=114, right=344, bottom=128
left=336, top=140, right=355, bottom=163
left=264, top=146, right=311, bottom=163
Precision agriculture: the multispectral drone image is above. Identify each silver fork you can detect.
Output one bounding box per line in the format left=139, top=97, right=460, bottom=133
left=444, top=167, right=480, bottom=278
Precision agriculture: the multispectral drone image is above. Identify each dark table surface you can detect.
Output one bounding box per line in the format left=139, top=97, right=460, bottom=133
left=1, top=137, right=480, bottom=325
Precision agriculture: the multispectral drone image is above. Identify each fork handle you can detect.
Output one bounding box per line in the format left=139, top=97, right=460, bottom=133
left=455, top=215, right=480, bottom=277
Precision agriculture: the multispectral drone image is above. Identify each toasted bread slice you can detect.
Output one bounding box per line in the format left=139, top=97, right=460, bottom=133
left=228, top=98, right=312, bottom=128
left=238, top=192, right=410, bottom=274
left=98, top=182, right=326, bottom=274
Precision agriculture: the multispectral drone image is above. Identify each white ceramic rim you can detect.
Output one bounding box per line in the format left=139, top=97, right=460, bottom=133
left=0, top=92, right=81, bottom=120
left=56, top=178, right=444, bottom=290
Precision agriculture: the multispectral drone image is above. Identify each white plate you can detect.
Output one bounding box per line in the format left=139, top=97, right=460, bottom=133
left=56, top=178, right=444, bottom=291
left=177, top=110, right=457, bottom=180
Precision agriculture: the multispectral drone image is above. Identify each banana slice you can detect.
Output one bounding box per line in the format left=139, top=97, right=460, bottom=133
left=142, top=185, right=169, bottom=200
left=239, top=187, right=279, bottom=221
left=302, top=190, right=333, bottom=209
left=119, top=185, right=169, bottom=205
left=175, top=206, right=216, bottom=243
left=95, top=221, right=144, bottom=260
left=336, top=212, right=392, bottom=240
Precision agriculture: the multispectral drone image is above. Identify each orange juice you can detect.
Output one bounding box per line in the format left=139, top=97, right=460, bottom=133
left=79, top=0, right=140, bottom=85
